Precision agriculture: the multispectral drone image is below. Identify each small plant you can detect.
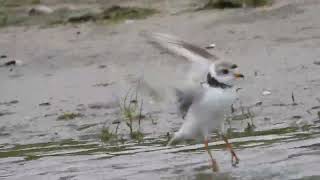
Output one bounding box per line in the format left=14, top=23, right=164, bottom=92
left=131, top=131, right=144, bottom=142
left=120, top=83, right=145, bottom=140
left=24, top=154, right=40, bottom=161
left=100, top=128, right=117, bottom=143
left=226, top=103, right=256, bottom=137
left=99, top=80, right=152, bottom=143
left=57, top=112, right=83, bottom=120
left=244, top=122, right=256, bottom=134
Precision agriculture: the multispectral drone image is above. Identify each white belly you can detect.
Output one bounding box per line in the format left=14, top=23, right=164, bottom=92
left=177, top=87, right=236, bottom=139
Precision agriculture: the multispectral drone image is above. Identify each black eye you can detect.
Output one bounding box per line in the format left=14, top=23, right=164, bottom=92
left=222, top=69, right=229, bottom=74
left=231, top=64, right=238, bottom=69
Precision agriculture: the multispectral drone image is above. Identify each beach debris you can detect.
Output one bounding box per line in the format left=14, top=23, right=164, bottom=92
left=264, top=117, right=271, bottom=121
left=112, top=119, right=121, bottom=124
left=291, top=92, right=298, bottom=105
left=57, top=112, right=84, bottom=120
left=76, top=104, right=86, bottom=112
left=311, top=106, right=320, bottom=110
left=313, top=60, right=320, bottom=65
left=272, top=103, right=284, bottom=107
left=0, top=100, right=19, bottom=106
left=231, top=113, right=253, bottom=121
left=236, top=87, right=243, bottom=92
left=67, top=10, right=97, bottom=23
left=292, top=115, right=302, bottom=120
left=102, top=5, right=156, bottom=21
left=292, top=118, right=310, bottom=129
left=125, top=19, right=135, bottom=24
left=98, top=65, right=107, bottom=69
left=306, top=110, right=312, bottom=115
left=111, top=119, right=121, bottom=134
left=93, top=82, right=114, bottom=87
left=0, top=60, right=23, bottom=67
left=88, top=102, right=118, bottom=109
left=9, top=73, right=24, bottom=79
left=205, top=43, right=216, bottom=49
left=39, top=102, right=51, bottom=106
left=245, top=122, right=256, bottom=133
left=231, top=104, right=235, bottom=113
left=262, top=90, right=271, bottom=96
left=77, top=124, right=97, bottom=131
left=255, top=101, right=263, bottom=106
left=29, top=5, right=54, bottom=16
left=44, top=113, right=58, bottom=117
left=0, top=111, right=14, bottom=117
left=291, top=92, right=295, bottom=103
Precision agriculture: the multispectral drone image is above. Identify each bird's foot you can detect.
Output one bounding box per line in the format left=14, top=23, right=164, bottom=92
left=231, top=154, right=240, bottom=167
left=211, top=159, right=219, bottom=172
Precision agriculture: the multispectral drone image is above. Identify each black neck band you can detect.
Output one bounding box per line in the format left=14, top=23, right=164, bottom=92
left=207, top=73, right=232, bottom=89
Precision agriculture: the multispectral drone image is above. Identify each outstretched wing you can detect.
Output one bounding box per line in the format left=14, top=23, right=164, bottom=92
left=141, top=32, right=215, bottom=118
left=144, top=32, right=219, bottom=65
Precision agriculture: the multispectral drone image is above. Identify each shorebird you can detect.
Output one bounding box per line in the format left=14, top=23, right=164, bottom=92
left=145, top=32, right=244, bottom=172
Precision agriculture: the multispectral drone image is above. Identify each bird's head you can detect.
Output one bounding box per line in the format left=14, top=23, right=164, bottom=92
left=208, top=61, right=244, bottom=87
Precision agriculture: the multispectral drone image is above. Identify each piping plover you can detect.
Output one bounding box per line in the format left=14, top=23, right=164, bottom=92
left=145, top=32, right=244, bottom=172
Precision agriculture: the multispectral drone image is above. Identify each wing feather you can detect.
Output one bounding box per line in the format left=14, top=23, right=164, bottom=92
left=144, top=32, right=218, bottom=65
left=142, top=32, right=216, bottom=118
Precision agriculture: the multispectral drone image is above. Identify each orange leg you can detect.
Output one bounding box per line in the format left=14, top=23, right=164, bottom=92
left=222, top=135, right=239, bottom=166
left=204, top=138, right=219, bottom=172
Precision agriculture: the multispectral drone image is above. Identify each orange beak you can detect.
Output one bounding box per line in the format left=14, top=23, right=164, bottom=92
left=234, top=73, right=244, bottom=79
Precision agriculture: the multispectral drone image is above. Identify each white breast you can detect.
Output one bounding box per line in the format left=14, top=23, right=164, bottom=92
left=176, top=87, right=236, bottom=140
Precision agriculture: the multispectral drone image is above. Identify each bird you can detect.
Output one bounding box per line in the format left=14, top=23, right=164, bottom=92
left=144, top=32, right=244, bottom=172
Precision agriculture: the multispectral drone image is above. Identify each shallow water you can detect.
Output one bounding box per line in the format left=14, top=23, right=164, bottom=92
left=1, top=124, right=320, bottom=179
